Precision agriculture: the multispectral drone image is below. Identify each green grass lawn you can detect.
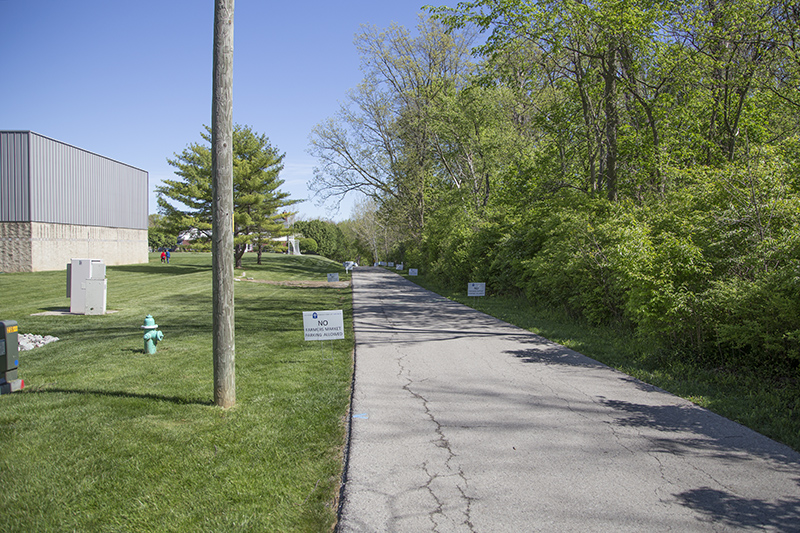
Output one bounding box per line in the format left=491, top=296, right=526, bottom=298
left=405, top=272, right=800, bottom=453
left=0, top=252, right=353, bottom=532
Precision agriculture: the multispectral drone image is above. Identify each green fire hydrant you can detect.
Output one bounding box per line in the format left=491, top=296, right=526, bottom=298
left=141, top=315, right=164, bottom=354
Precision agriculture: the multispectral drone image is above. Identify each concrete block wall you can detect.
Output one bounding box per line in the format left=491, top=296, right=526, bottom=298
left=0, top=222, right=33, bottom=273
left=0, top=222, right=148, bottom=272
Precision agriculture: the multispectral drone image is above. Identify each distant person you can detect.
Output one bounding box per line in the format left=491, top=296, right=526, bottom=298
left=161, top=251, right=166, bottom=263
left=166, top=250, right=171, bottom=264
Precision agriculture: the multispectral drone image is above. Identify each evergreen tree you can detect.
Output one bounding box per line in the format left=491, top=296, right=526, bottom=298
left=158, top=124, right=298, bottom=267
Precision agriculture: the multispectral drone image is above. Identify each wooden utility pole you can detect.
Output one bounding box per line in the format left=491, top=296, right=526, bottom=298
left=212, top=0, right=235, bottom=408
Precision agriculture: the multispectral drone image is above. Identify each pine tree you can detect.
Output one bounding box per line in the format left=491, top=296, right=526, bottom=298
left=158, top=124, right=299, bottom=267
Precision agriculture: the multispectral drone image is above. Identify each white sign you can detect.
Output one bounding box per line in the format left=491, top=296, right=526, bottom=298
left=388, top=262, right=395, bottom=267
left=327, top=273, right=339, bottom=282
left=468, top=282, right=486, bottom=297
left=396, top=263, right=403, bottom=271
left=303, top=310, right=345, bottom=341
left=409, top=268, right=418, bottom=276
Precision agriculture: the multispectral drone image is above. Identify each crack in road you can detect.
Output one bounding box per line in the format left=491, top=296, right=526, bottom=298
left=398, top=354, right=476, bottom=532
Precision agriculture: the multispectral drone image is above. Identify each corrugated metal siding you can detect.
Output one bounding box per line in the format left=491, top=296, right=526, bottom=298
left=0, top=131, right=31, bottom=222
left=28, top=133, right=148, bottom=229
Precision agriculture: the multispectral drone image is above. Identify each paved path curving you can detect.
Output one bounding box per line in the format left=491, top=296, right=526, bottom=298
left=337, top=267, right=800, bottom=532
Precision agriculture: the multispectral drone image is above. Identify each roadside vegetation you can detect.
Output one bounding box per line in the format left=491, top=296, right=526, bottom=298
left=0, top=253, right=353, bottom=532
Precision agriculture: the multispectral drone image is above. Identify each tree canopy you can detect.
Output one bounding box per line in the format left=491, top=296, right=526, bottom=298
left=147, top=214, right=178, bottom=251
left=309, top=3, right=800, bottom=379
left=158, top=124, right=298, bottom=267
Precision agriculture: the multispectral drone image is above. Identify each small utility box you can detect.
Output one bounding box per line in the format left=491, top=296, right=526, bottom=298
left=67, top=259, right=107, bottom=315
left=0, top=319, right=24, bottom=393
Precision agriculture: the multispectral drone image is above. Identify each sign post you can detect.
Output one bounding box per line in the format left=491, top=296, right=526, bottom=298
left=467, top=282, right=486, bottom=306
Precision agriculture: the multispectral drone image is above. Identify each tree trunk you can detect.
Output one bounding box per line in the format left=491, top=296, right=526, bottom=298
left=603, top=47, right=619, bottom=202
left=234, top=244, right=245, bottom=268
left=212, top=0, right=235, bottom=408
left=574, top=53, right=599, bottom=194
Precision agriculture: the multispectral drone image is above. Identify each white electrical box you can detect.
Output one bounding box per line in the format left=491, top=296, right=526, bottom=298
left=69, top=259, right=107, bottom=315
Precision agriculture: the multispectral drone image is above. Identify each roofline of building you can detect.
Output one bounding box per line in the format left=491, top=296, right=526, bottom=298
left=0, top=130, right=149, bottom=175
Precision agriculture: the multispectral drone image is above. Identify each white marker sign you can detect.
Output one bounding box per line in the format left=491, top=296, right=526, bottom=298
left=409, top=268, right=418, bottom=276
left=388, top=262, right=395, bottom=267
left=327, top=273, right=339, bottom=282
left=303, top=310, right=345, bottom=340
left=468, top=282, right=486, bottom=297
left=396, top=263, right=403, bottom=271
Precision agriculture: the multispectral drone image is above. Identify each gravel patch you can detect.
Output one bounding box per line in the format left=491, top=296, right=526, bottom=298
left=18, top=333, right=60, bottom=351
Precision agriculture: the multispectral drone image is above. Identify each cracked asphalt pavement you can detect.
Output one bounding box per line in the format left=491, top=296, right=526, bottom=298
left=337, top=267, right=800, bottom=532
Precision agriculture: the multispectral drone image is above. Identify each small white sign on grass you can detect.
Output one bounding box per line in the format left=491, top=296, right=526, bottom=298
left=303, top=310, right=345, bottom=341
left=388, top=262, right=395, bottom=267
left=396, top=263, right=403, bottom=271
left=468, top=282, right=486, bottom=297
left=327, top=273, right=339, bottom=282
left=409, top=268, right=418, bottom=276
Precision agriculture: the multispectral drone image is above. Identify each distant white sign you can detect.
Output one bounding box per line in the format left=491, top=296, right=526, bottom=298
left=396, top=263, right=403, bottom=271
left=327, top=273, right=339, bottom=282
left=409, top=269, right=418, bottom=276
left=303, top=310, right=345, bottom=341
left=388, top=262, right=395, bottom=267
left=468, top=282, right=486, bottom=297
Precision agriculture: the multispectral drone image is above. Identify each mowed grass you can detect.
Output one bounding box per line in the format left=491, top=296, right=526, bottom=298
left=0, top=252, right=353, bottom=532
left=405, top=273, right=800, bottom=453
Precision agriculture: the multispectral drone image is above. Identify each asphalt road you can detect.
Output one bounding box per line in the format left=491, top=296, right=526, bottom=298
left=337, top=267, right=800, bottom=532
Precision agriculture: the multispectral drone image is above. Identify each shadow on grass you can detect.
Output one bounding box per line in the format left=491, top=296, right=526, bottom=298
left=25, top=387, right=213, bottom=406
left=239, top=254, right=347, bottom=277
left=111, top=264, right=210, bottom=276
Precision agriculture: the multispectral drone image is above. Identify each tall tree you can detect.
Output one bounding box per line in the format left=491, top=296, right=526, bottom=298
left=158, top=124, right=297, bottom=268
left=147, top=214, right=178, bottom=251
left=212, top=0, right=235, bottom=408
left=308, top=17, right=475, bottom=235
left=347, top=197, right=392, bottom=264
left=429, top=0, right=679, bottom=200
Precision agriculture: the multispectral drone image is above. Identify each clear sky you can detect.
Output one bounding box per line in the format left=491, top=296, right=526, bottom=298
left=0, top=0, right=453, bottom=222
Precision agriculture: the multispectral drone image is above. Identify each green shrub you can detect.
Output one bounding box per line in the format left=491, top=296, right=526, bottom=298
left=299, top=237, right=318, bottom=254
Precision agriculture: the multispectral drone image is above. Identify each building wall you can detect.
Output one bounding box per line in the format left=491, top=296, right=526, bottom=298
left=0, top=132, right=31, bottom=222
left=1, top=131, right=149, bottom=228
left=30, top=222, right=148, bottom=271
left=0, top=222, right=32, bottom=273
left=0, top=131, right=149, bottom=272
left=0, top=222, right=148, bottom=272
left=27, top=132, right=148, bottom=229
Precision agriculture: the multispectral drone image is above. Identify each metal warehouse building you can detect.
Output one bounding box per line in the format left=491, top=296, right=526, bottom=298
left=0, top=131, right=149, bottom=272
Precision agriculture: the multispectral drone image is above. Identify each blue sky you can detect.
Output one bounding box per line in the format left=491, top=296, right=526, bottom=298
left=0, top=1, right=454, bottom=221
